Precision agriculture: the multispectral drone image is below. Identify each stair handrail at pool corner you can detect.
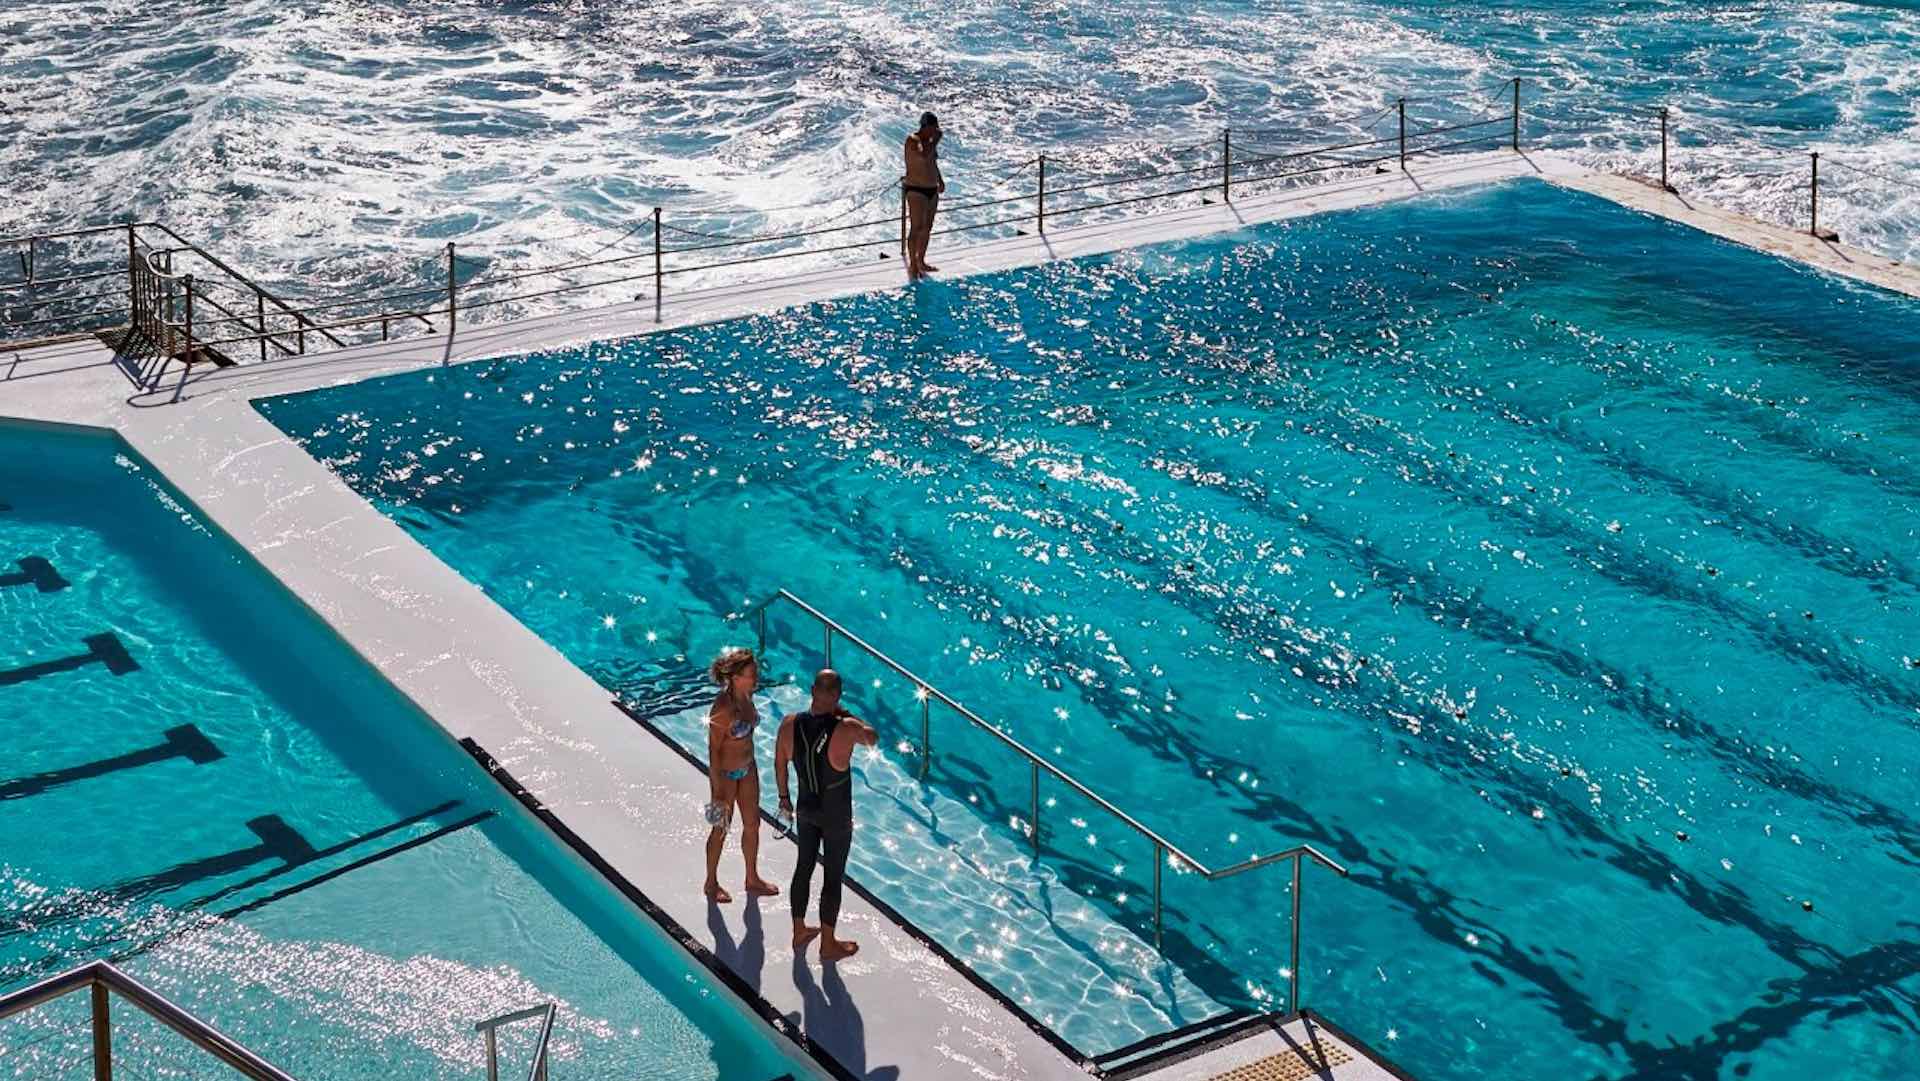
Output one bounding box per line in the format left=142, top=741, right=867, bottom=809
left=738, top=588, right=1350, bottom=1012
left=474, top=1002, right=557, bottom=1081
left=0, top=959, right=301, bottom=1081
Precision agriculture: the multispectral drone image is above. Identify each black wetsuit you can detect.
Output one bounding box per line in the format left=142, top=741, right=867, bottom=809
left=790, top=710, right=854, bottom=926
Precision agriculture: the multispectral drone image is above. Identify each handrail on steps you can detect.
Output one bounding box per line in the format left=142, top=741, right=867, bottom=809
left=738, top=588, right=1349, bottom=1012
left=0, top=959, right=300, bottom=1081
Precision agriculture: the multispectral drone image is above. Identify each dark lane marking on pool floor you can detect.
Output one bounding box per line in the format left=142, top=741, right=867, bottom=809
left=0, top=556, right=69, bottom=593
left=0, top=723, right=223, bottom=801
left=0, top=801, right=483, bottom=980
left=0, top=632, right=138, bottom=687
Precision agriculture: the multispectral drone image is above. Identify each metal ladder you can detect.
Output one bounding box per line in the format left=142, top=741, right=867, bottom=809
left=476, top=1002, right=556, bottom=1081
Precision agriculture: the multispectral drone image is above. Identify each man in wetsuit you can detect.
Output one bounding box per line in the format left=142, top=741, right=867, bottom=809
left=775, top=668, right=879, bottom=961
left=902, top=111, right=945, bottom=280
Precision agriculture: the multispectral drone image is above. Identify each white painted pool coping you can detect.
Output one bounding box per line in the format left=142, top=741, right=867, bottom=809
left=6, top=146, right=1916, bottom=1081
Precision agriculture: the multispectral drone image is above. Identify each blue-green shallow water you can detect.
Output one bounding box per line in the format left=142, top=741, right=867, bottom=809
left=0, top=424, right=813, bottom=1081
left=261, top=179, right=1920, bottom=1081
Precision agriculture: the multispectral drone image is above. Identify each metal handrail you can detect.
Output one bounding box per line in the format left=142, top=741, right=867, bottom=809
left=475, top=1002, right=556, bottom=1081
left=741, top=588, right=1349, bottom=1010
left=0, top=960, right=301, bottom=1081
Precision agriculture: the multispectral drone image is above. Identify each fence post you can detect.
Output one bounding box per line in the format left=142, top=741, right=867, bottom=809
left=1398, top=98, right=1407, bottom=170
left=1037, top=154, right=1047, bottom=235
left=1222, top=128, right=1232, bottom=203
left=1659, top=107, right=1670, bottom=190
left=22, top=236, right=32, bottom=285
left=1029, top=760, right=1041, bottom=858
left=182, top=274, right=195, bottom=363
left=1289, top=854, right=1303, bottom=1013
left=90, top=980, right=112, bottom=1081
left=1152, top=842, right=1165, bottom=950
left=445, top=242, right=457, bottom=340
left=125, top=224, right=137, bottom=331
left=1511, top=76, right=1521, bottom=151
left=919, top=691, right=931, bottom=780
left=653, top=207, right=663, bottom=323
left=1809, top=151, right=1820, bottom=237
left=256, top=290, right=267, bottom=363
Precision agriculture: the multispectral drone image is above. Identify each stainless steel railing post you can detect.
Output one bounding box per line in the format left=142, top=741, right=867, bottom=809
left=1659, top=106, right=1670, bottom=190
left=652, top=207, right=663, bottom=323
left=1222, top=129, right=1231, bottom=203
left=1029, top=760, right=1041, bottom=858
left=1810, top=151, right=1820, bottom=237
left=1037, top=154, right=1046, bottom=235
left=445, top=242, right=457, bottom=340
left=182, top=274, right=195, bottom=362
left=1398, top=98, right=1407, bottom=170
left=90, top=980, right=112, bottom=1081
left=1511, top=76, right=1521, bottom=151
left=484, top=1027, right=499, bottom=1081
left=1152, top=841, right=1165, bottom=950
left=919, top=689, right=931, bottom=779
left=1289, top=853, right=1303, bottom=1012
left=256, top=291, right=267, bottom=363
left=125, top=224, right=136, bottom=328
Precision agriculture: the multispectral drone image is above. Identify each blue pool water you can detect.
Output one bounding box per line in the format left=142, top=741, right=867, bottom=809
left=3, top=0, right=1917, bottom=325
left=0, top=423, right=813, bottom=1080
left=262, top=179, right=1920, bottom=1080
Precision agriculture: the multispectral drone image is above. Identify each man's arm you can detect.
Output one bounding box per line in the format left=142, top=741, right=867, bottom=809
left=774, top=714, right=796, bottom=812
left=828, top=712, right=880, bottom=770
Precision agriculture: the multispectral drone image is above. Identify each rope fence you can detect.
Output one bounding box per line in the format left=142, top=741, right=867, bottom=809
left=6, top=77, right=1919, bottom=390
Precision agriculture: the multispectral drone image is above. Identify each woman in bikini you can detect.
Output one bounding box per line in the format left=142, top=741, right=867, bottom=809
left=703, top=647, right=781, bottom=903
left=903, top=111, right=944, bottom=279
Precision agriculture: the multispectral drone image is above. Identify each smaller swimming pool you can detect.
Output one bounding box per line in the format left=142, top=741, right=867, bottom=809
left=0, top=421, right=816, bottom=1081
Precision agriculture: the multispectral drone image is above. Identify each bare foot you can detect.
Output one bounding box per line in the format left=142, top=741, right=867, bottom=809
left=793, top=924, right=821, bottom=950
left=745, top=878, right=781, bottom=897
left=921, top=262, right=940, bottom=273
left=820, top=937, right=860, bottom=962
left=704, top=881, right=733, bottom=904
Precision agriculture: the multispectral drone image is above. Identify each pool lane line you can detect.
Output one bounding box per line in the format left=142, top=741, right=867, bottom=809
left=210, top=809, right=495, bottom=921
left=0, top=723, right=223, bottom=801
left=0, top=813, right=319, bottom=946
left=0, top=631, right=137, bottom=687
left=0, top=556, right=68, bottom=592
left=0, top=800, right=481, bottom=980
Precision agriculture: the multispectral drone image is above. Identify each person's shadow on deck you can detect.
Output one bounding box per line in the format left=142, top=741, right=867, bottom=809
left=791, top=953, right=900, bottom=1081
left=708, top=898, right=767, bottom=996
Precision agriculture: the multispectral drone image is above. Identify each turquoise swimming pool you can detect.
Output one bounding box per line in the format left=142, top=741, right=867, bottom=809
left=260, top=178, right=1920, bottom=1081
left=0, top=423, right=814, bottom=1080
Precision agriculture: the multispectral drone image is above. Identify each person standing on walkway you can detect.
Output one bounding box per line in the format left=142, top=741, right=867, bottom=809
left=902, top=112, right=945, bottom=279
left=775, top=668, right=878, bottom=961
left=703, top=648, right=782, bottom=904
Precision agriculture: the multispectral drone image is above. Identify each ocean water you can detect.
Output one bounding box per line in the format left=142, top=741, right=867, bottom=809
left=0, top=424, right=814, bottom=1081
left=2, top=0, right=1917, bottom=330
left=259, top=178, right=1920, bottom=1081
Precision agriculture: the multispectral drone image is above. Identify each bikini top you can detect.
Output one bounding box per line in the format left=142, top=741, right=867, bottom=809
left=723, top=700, right=758, bottom=741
